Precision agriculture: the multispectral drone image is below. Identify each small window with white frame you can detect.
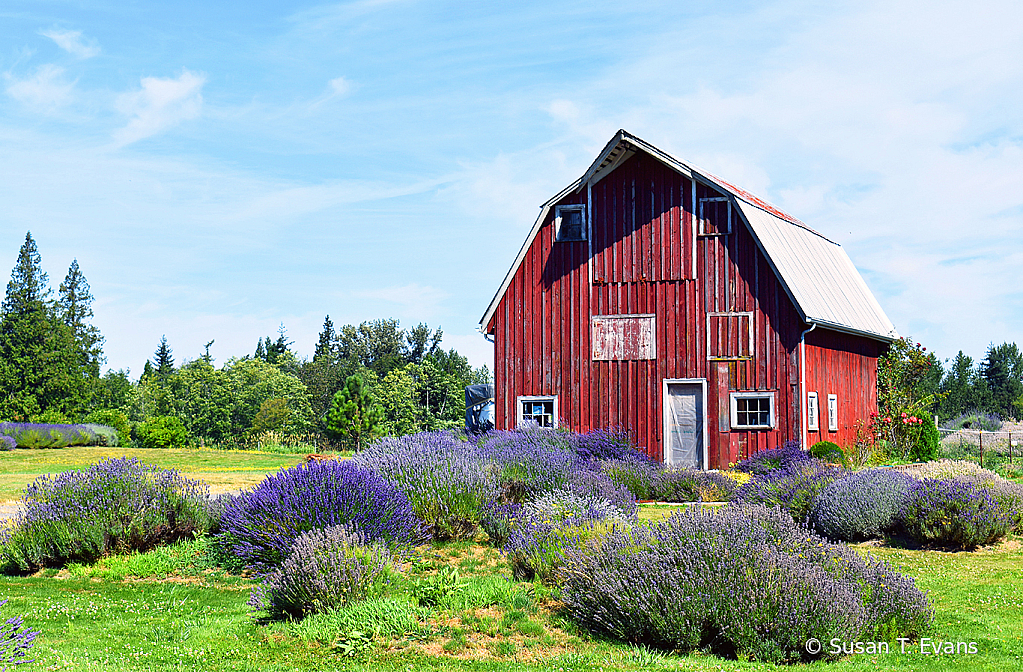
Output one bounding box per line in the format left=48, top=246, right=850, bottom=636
left=730, top=392, right=776, bottom=429
left=554, top=204, right=586, bottom=242
left=517, top=395, right=558, bottom=428
left=698, top=197, right=731, bottom=236
left=827, top=394, right=838, bottom=432
left=807, top=392, right=819, bottom=431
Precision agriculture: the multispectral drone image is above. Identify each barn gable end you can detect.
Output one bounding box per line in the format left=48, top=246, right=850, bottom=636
left=482, top=131, right=896, bottom=466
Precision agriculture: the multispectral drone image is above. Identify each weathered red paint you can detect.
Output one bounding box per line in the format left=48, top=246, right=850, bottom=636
left=486, top=151, right=886, bottom=467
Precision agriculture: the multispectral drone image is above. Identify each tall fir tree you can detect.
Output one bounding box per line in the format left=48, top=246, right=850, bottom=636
left=0, top=233, right=86, bottom=419
left=59, top=259, right=104, bottom=379
left=153, top=335, right=175, bottom=379
left=314, top=315, right=335, bottom=361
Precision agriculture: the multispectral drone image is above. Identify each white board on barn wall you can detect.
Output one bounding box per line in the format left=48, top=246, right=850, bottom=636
left=591, top=314, right=656, bottom=360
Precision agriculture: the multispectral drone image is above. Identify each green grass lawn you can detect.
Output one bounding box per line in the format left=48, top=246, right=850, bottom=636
left=1, top=530, right=1018, bottom=671
left=0, top=447, right=307, bottom=500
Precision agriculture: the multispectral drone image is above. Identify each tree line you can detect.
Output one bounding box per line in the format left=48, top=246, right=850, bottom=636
left=879, top=337, right=1023, bottom=427
left=0, top=232, right=490, bottom=450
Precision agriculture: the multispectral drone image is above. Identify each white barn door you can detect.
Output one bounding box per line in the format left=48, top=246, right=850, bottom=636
left=663, top=380, right=707, bottom=469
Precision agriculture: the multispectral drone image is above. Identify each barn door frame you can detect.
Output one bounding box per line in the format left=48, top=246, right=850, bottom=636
left=662, top=378, right=709, bottom=470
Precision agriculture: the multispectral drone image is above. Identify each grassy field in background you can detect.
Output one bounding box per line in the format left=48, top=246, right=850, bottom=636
left=0, top=447, right=307, bottom=500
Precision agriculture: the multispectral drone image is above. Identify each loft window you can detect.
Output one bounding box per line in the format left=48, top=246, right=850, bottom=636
left=698, top=197, right=731, bottom=235
left=827, top=394, right=838, bottom=432
left=517, top=395, right=558, bottom=428
left=555, top=204, right=586, bottom=241
left=807, top=392, right=819, bottom=431
left=730, top=392, right=776, bottom=429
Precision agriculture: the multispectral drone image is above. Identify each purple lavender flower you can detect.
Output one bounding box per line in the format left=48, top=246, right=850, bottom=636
left=249, top=524, right=392, bottom=618
left=0, top=436, right=15, bottom=451
left=0, top=457, right=211, bottom=571
left=219, top=459, right=424, bottom=572
left=733, top=458, right=844, bottom=523
left=901, top=478, right=1015, bottom=549
left=559, top=504, right=932, bottom=662
left=733, top=439, right=812, bottom=475
left=809, top=469, right=915, bottom=541
left=0, top=599, right=39, bottom=669
left=0, top=422, right=98, bottom=449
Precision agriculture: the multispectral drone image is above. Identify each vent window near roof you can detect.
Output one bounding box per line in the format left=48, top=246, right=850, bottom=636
left=827, top=394, right=838, bottom=432
left=555, top=205, right=586, bottom=242
left=699, top=197, right=731, bottom=235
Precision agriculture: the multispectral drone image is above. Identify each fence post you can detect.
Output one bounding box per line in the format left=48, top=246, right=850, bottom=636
left=979, top=430, right=983, bottom=469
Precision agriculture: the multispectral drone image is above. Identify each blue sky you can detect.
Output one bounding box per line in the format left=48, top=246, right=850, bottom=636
left=1, top=0, right=1021, bottom=375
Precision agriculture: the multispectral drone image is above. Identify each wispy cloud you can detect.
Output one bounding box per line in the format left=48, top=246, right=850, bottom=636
left=113, top=70, right=206, bottom=146
left=5, top=64, right=75, bottom=112
left=352, top=284, right=450, bottom=322
left=39, top=28, right=100, bottom=59
left=328, top=76, right=350, bottom=96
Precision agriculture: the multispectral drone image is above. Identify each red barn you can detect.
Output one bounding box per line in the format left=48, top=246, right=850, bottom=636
left=480, top=130, right=897, bottom=469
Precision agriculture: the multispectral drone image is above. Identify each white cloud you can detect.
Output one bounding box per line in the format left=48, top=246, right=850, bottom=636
left=5, top=64, right=75, bottom=112
left=352, top=284, right=450, bottom=322
left=329, top=76, right=350, bottom=96
left=113, top=70, right=206, bottom=146
left=39, top=28, right=100, bottom=59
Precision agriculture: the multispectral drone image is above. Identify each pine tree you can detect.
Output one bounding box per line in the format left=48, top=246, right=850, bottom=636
left=326, top=374, right=383, bottom=451
left=254, top=337, right=266, bottom=361
left=59, top=259, right=104, bottom=378
left=0, top=233, right=85, bottom=419
left=153, top=335, right=174, bottom=379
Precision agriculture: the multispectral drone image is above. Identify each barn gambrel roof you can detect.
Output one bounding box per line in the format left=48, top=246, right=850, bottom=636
left=481, top=130, right=898, bottom=342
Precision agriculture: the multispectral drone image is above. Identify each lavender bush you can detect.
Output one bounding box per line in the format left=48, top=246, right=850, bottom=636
left=565, top=469, right=638, bottom=516
left=560, top=504, right=932, bottom=663
left=0, top=436, right=15, bottom=451
left=477, top=428, right=581, bottom=496
left=600, top=457, right=661, bottom=500
left=575, top=427, right=645, bottom=462
left=248, top=524, right=392, bottom=618
left=808, top=469, right=915, bottom=541
left=0, top=422, right=102, bottom=448
left=219, top=459, right=424, bottom=572
left=505, top=489, right=633, bottom=583
left=901, top=478, right=1015, bottom=549
left=651, top=468, right=737, bottom=503
left=353, top=431, right=498, bottom=540
left=733, top=459, right=845, bottom=523
left=0, top=600, right=38, bottom=669
left=1, top=457, right=212, bottom=572
left=732, top=440, right=813, bottom=475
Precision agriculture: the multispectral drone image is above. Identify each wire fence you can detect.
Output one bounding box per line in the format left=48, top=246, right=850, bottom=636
left=937, top=427, right=1022, bottom=470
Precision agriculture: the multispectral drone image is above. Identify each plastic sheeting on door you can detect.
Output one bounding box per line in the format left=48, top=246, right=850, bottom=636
left=666, top=384, right=702, bottom=469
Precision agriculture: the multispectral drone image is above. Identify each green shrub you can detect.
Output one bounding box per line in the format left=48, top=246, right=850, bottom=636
left=84, top=409, right=131, bottom=446
left=135, top=415, right=189, bottom=448
left=911, top=414, right=940, bottom=462
left=810, top=440, right=846, bottom=465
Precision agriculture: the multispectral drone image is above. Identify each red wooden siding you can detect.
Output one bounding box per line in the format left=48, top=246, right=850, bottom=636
left=488, top=151, right=880, bottom=468
left=803, top=329, right=884, bottom=449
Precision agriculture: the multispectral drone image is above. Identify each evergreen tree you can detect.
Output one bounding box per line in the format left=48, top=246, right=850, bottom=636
left=0, top=233, right=85, bottom=419
left=981, top=342, right=1023, bottom=419
left=314, top=315, right=335, bottom=361
left=254, top=337, right=266, bottom=361
left=326, top=374, right=383, bottom=451
left=58, top=259, right=104, bottom=378
left=153, top=336, right=175, bottom=379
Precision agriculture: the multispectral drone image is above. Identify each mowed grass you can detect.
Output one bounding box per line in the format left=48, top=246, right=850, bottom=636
left=0, top=521, right=1018, bottom=671
left=0, top=446, right=307, bottom=500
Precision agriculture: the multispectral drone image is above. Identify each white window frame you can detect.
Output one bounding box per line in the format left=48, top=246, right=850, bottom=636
left=729, top=392, right=776, bottom=430
left=517, top=395, right=558, bottom=428
left=807, top=392, right=819, bottom=431
left=554, top=204, right=587, bottom=242
left=705, top=311, right=754, bottom=360
left=827, top=394, right=838, bottom=432
left=698, top=196, right=732, bottom=236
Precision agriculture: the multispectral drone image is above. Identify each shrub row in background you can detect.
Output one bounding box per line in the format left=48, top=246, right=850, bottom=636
left=0, top=457, right=211, bottom=572
left=0, top=422, right=119, bottom=449
left=560, top=504, right=933, bottom=663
